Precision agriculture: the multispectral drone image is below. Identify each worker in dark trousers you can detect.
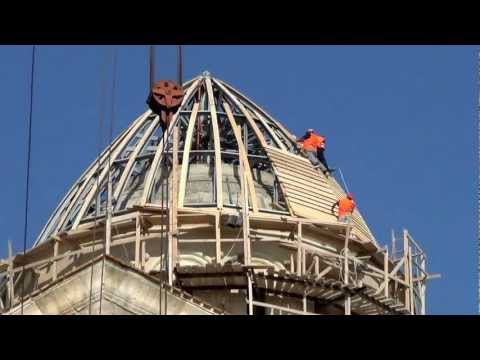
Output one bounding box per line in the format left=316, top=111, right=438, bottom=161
left=297, top=129, right=335, bottom=175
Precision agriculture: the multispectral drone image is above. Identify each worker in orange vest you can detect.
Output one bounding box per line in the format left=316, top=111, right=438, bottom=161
left=331, top=193, right=356, bottom=223
left=297, top=129, right=334, bottom=175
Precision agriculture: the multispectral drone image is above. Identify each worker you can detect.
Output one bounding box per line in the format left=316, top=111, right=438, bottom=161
left=331, top=193, right=356, bottom=223
left=297, top=129, right=334, bottom=175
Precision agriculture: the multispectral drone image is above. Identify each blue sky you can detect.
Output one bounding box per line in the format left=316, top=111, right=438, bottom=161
left=0, top=45, right=476, bottom=314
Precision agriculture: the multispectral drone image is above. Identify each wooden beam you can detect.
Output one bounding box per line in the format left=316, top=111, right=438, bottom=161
left=223, top=102, right=259, bottom=213
left=317, top=265, right=333, bottom=279
left=52, top=238, right=59, bottom=281
left=408, top=244, right=414, bottom=314
left=105, top=161, right=113, bottom=255
left=384, top=248, right=389, bottom=298
left=239, top=148, right=251, bottom=265
left=297, top=222, right=302, bottom=276
left=302, top=247, right=306, bottom=275
left=141, top=236, right=146, bottom=270
left=7, top=240, right=14, bottom=309
left=247, top=271, right=253, bottom=315
left=421, top=256, right=426, bottom=315
left=178, top=102, right=200, bottom=208
left=135, top=212, right=141, bottom=269
left=306, top=257, right=316, bottom=275
left=250, top=300, right=317, bottom=315
left=141, top=78, right=200, bottom=205
left=246, top=106, right=287, bottom=151
left=344, top=223, right=352, bottom=315
left=171, top=126, right=179, bottom=278
left=205, top=77, right=223, bottom=210
left=215, top=212, right=221, bottom=264
left=403, top=229, right=411, bottom=314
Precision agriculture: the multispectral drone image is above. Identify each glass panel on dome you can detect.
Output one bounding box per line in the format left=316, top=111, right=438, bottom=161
left=224, top=84, right=297, bottom=153
left=217, top=114, right=247, bottom=208
left=116, top=116, right=183, bottom=210
left=61, top=176, right=97, bottom=231
left=83, top=162, right=126, bottom=219
left=240, top=106, right=279, bottom=149
left=218, top=115, right=238, bottom=152
left=177, top=113, right=190, bottom=150
left=184, top=112, right=216, bottom=206
left=198, top=83, right=208, bottom=111
left=148, top=154, right=172, bottom=205
left=116, top=157, right=153, bottom=210
left=257, top=114, right=298, bottom=154
left=138, top=123, right=161, bottom=158
left=183, top=91, right=196, bottom=111
left=36, top=186, right=80, bottom=244
left=229, top=110, right=288, bottom=212
left=117, top=117, right=154, bottom=160
left=221, top=155, right=242, bottom=207
left=249, top=157, right=287, bottom=212
left=213, top=84, right=223, bottom=113
left=237, top=115, right=265, bottom=156
left=221, top=92, right=242, bottom=116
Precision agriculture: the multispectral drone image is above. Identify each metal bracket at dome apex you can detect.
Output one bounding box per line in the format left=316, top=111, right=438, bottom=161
left=202, top=70, right=211, bottom=77
left=147, top=79, right=185, bottom=131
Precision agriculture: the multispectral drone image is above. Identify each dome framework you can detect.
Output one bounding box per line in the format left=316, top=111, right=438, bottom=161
left=0, top=72, right=431, bottom=315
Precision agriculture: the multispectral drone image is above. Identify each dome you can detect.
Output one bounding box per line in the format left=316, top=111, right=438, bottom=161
left=34, top=72, right=376, bottom=248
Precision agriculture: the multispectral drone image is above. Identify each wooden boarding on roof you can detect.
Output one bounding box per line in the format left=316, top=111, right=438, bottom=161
left=265, top=146, right=376, bottom=244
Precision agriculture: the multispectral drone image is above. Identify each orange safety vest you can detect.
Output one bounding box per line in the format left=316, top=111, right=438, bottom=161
left=338, top=197, right=356, bottom=217
left=302, top=134, right=325, bottom=151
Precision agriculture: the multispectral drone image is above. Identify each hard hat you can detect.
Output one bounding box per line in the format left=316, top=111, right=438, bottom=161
left=307, top=128, right=314, bottom=132
left=347, top=193, right=354, bottom=199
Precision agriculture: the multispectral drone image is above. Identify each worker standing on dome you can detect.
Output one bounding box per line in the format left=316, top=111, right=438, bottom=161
left=331, top=193, right=356, bottom=223
left=297, top=129, right=334, bottom=175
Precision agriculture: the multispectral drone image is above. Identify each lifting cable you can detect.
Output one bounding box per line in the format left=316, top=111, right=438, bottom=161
left=477, top=50, right=480, bottom=315
left=155, top=45, right=183, bottom=315
left=99, top=47, right=118, bottom=315
left=88, top=47, right=110, bottom=315
left=20, top=45, right=36, bottom=315
left=164, top=45, right=183, bottom=315
left=164, top=129, right=170, bottom=315
left=148, top=45, right=163, bottom=314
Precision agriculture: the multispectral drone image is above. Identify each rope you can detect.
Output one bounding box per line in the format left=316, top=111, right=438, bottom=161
left=20, top=45, right=36, bottom=315
left=337, top=167, right=350, bottom=194
left=165, top=141, right=169, bottom=315
left=224, top=227, right=243, bottom=260
left=149, top=45, right=156, bottom=89
left=88, top=47, right=109, bottom=315
left=159, top=153, right=164, bottom=315
left=478, top=50, right=480, bottom=315
left=177, top=45, right=183, bottom=86
left=99, top=47, right=118, bottom=315
left=154, top=115, right=181, bottom=315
